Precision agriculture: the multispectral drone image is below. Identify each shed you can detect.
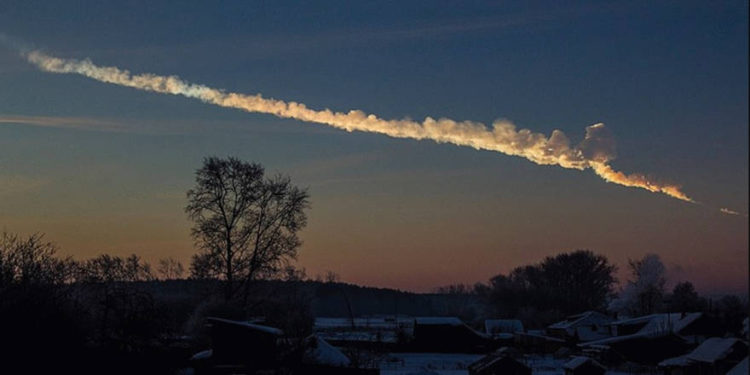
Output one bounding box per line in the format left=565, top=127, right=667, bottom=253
left=202, top=317, right=283, bottom=370
left=547, top=311, right=612, bottom=342
left=485, top=319, right=524, bottom=338
left=563, top=356, right=606, bottom=375
left=659, top=337, right=748, bottom=375
left=412, top=317, right=492, bottom=352
left=468, top=351, right=531, bottom=375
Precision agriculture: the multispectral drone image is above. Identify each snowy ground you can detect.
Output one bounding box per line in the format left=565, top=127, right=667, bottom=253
left=377, top=353, right=637, bottom=375
left=378, top=353, right=483, bottom=375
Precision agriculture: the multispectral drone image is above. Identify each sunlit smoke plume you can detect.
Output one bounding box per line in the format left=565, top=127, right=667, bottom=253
left=23, top=50, right=694, bottom=202
left=719, top=208, right=743, bottom=216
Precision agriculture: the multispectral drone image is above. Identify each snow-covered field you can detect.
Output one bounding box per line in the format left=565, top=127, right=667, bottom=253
left=377, top=353, right=638, bottom=375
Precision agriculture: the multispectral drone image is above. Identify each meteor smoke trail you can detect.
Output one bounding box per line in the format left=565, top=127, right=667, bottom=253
left=23, top=50, right=694, bottom=202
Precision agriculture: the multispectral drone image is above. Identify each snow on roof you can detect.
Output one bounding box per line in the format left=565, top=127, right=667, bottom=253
left=727, top=357, right=748, bottom=375
left=580, top=329, right=686, bottom=347
left=610, top=313, right=702, bottom=335
left=304, top=335, right=350, bottom=367
left=206, top=317, right=284, bottom=336
left=516, top=331, right=566, bottom=343
left=659, top=338, right=746, bottom=367
left=485, top=319, right=524, bottom=334
left=190, top=349, right=213, bottom=361
left=549, top=311, right=609, bottom=330
left=415, top=317, right=464, bottom=326
left=315, top=317, right=414, bottom=329
left=563, top=356, right=603, bottom=370
left=685, top=337, right=744, bottom=363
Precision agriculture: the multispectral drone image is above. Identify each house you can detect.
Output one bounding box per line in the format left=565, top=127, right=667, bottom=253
left=485, top=319, right=524, bottom=339
left=313, top=316, right=411, bottom=349
left=658, top=337, right=748, bottom=375
left=191, top=317, right=284, bottom=374
left=411, top=317, right=494, bottom=353
left=468, top=349, right=531, bottom=375
left=579, top=332, right=691, bottom=365
left=547, top=311, right=612, bottom=342
left=563, top=356, right=606, bottom=375
left=514, top=330, right=566, bottom=353
left=726, top=357, right=748, bottom=375
left=298, top=335, right=379, bottom=375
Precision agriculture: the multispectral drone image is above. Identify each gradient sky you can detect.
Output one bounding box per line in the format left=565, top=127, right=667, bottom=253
left=0, top=1, right=747, bottom=294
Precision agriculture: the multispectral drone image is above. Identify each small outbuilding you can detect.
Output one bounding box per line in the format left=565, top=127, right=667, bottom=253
left=563, top=356, right=606, bottom=375
left=658, top=337, right=748, bottom=375
left=468, top=350, right=531, bottom=375
left=485, top=319, right=524, bottom=339
left=547, top=311, right=612, bottom=343
left=412, top=317, right=493, bottom=352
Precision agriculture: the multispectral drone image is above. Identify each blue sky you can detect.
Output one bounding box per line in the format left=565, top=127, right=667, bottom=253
left=0, top=1, right=747, bottom=292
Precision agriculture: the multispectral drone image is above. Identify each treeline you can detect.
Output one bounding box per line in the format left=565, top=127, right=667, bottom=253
left=0, top=232, right=197, bottom=373
left=437, top=250, right=747, bottom=330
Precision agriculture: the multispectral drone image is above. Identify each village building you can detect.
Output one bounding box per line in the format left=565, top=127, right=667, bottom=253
left=579, top=332, right=690, bottom=365
left=514, top=330, right=567, bottom=353
left=563, top=356, right=606, bottom=375
left=726, top=357, right=748, bottom=375
left=606, top=313, right=719, bottom=343
left=191, top=317, right=284, bottom=374
left=547, top=311, right=613, bottom=343
left=485, top=319, right=524, bottom=339
left=468, top=348, right=531, bottom=375
left=411, top=317, right=494, bottom=353
left=658, top=337, right=748, bottom=375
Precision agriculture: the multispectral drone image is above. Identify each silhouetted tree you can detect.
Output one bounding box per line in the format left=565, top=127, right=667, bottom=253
left=157, top=257, right=185, bottom=280
left=610, top=254, right=666, bottom=315
left=0, top=232, right=86, bottom=371
left=186, top=156, right=309, bottom=301
left=715, top=294, right=747, bottom=335
left=482, top=250, right=616, bottom=323
left=668, top=281, right=705, bottom=312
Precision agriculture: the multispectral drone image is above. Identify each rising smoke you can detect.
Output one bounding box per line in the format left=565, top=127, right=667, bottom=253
left=22, top=50, right=695, bottom=202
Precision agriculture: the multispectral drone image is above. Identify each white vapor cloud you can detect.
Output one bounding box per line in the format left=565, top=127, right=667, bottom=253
left=22, top=50, right=695, bottom=203
left=719, top=208, right=744, bottom=216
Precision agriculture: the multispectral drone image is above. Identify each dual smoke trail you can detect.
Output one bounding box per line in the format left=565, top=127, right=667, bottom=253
left=9, top=45, right=744, bottom=214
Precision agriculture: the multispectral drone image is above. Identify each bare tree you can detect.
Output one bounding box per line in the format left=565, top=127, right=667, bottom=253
left=157, top=257, right=185, bottom=280
left=609, top=253, right=666, bottom=315
left=186, top=156, right=309, bottom=301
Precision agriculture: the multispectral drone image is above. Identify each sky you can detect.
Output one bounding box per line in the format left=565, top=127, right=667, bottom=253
left=0, top=1, right=747, bottom=294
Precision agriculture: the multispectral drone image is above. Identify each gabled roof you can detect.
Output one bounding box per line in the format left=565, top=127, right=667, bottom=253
left=303, top=335, right=350, bottom=367
left=485, top=319, right=524, bottom=334
left=726, top=357, right=748, bottom=375
left=580, top=330, right=687, bottom=347
left=610, top=313, right=702, bottom=336
left=469, top=352, right=528, bottom=373
left=415, top=317, right=464, bottom=326
left=549, top=311, right=610, bottom=330
left=563, top=356, right=605, bottom=370
left=659, top=338, right=747, bottom=367
left=206, top=317, right=284, bottom=335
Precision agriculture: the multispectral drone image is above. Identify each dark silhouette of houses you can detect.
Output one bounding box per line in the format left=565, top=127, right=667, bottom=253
left=547, top=311, right=612, bottom=343
left=726, top=357, right=748, bottom=375
left=298, top=334, right=379, bottom=375
left=606, top=313, right=719, bottom=343
left=563, top=356, right=606, bottom=375
left=658, top=337, right=748, bottom=375
left=191, top=317, right=283, bottom=374
left=580, top=332, right=691, bottom=365
left=514, top=330, right=566, bottom=353
left=485, top=319, right=524, bottom=339
left=411, top=317, right=493, bottom=353
left=468, top=348, right=531, bottom=375
left=580, top=312, right=724, bottom=365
